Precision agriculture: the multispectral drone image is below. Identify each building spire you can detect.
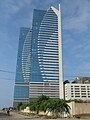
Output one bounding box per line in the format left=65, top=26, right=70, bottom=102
left=59, top=4, right=61, bottom=12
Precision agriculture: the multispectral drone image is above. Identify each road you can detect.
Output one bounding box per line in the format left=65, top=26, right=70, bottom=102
left=0, top=111, right=33, bottom=120
left=0, top=111, right=90, bottom=120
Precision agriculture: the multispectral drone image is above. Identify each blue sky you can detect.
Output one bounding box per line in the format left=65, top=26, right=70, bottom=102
left=0, top=0, right=90, bottom=108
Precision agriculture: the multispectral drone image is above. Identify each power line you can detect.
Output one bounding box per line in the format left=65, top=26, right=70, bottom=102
left=0, top=68, right=90, bottom=77
left=0, top=69, right=90, bottom=82
left=0, top=77, right=15, bottom=81
left=1, top=75, right=90, bottom=82
left=0, top=69, right=15, bottom=74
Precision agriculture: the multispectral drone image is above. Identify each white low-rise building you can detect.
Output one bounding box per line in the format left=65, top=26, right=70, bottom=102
left=65, top=83, right=90, bottom=101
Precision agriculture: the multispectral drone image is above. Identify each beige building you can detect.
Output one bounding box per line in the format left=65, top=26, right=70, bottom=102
left=29, top=80, right=59, bottom=101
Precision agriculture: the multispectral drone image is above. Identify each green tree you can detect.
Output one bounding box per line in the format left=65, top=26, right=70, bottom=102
left=20, top=104, right=27, bottom=110
left=29, top=95, right=70, bottom=118
left=29, top=100, right=37, bottom=112
left=17, top=102, right=28, bottom=111
left=29, top=95, right=49, bottom=114
left=58, top=99, right=70, bottom=117
left=45, top=99, right=70, bottom=118
left=17, top=102, right=23, bottom=111
left=36, top=95, right=49, bottom=114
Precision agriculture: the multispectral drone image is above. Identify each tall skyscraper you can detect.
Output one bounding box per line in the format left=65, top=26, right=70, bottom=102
left=13, top=28, right=32, bottom=107
left=14, top=6, right=64, bottom=107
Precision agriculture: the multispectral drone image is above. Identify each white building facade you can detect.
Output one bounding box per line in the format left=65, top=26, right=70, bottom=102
left=65, top=83, right=90, bottom=101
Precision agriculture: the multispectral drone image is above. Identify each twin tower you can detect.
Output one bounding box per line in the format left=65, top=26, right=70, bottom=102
left=13, top=6, right=64, bottom=107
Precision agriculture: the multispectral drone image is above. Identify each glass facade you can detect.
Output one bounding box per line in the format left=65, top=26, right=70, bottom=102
left=38, top=8, right=59, bottom=82
left=30, top=9, right=46, bottom=82
left=14, top=27, right=32, bottom=105
left=14, top=6, right=63, bottom=106
left=30, top=8, right=59, bottom=83
left=15, top=27, right=32, bottom=83
left=14, top=85, right=29, bottom=99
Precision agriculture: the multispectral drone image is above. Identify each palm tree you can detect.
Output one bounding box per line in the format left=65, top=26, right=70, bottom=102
left=29, top=95, right=49, bottom=114
left=36, top=95, right=49, bottom=114
left=45, top=99, right=70, bottom=118
left=17, top=102, right=23, bottom=111
left=29, top=100, right=37, bottom=113
left=58, top=99, right=70, bottom=118
left=29, top=95, right=70, bottom=118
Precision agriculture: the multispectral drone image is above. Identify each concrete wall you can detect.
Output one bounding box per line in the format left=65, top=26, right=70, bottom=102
left=21, top=107, right=52, bottom=116
left=21, top=102, right=90, bottom=117
left=67, top=102, right=90, bottom=116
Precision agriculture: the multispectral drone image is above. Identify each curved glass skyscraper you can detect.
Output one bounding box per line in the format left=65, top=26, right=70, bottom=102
left=38, top=7, right=59, bottom=81
left=13, top=28, right=32, bottom=107
left=14, top=6, right=64, bottom=107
